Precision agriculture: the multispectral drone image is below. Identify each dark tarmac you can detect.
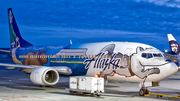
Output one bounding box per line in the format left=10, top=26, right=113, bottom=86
left=0, top=70, right=180, bottom=101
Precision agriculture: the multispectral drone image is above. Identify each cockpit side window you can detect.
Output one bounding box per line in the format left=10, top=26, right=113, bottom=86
left=162, top=53, right=167, bottom=58
left=141, top=53, right=147, bottom=58
left=153, top=53, right=162, bottom=57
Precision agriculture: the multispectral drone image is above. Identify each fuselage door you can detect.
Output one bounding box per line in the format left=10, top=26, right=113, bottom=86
left=124, top=48, right=134, bottom=76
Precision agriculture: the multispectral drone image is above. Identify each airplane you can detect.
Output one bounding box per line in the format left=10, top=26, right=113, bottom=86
left=0, top=8, right=178, bottom=96
left=167, top=34, right=180, bottom=67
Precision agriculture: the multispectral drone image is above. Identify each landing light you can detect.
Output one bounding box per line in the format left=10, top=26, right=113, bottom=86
left=95, top=74, right=99, bottom=78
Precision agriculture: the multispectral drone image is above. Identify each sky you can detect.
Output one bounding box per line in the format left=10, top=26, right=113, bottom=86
left=1, top=0, right=180, bottom=51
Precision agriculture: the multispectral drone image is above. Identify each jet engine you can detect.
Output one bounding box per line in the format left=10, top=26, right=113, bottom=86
left=30, top=67, right=59, bottom=86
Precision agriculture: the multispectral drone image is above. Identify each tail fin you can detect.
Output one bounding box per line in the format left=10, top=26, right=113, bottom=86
left=8, top=8, right=33, bottom=48
left=167, top=34, right=180, bottom=55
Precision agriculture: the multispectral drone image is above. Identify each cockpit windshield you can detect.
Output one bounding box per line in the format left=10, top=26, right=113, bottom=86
left=141, top=53, right=163, bottom=59
left=153, top=53, right=162, bottom=57
left=148, top=53, right=153, bottom=58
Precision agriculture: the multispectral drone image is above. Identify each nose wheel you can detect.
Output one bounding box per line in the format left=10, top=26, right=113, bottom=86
left=139, top=87, right=149, bottom=96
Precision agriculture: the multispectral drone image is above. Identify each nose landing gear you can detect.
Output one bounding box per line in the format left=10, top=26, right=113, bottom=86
left=139, top=75, right=149, bottom=96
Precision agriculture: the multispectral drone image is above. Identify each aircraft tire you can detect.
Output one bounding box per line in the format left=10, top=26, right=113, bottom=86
left=97, top=94, right=101, bottom=97
left=139, top=88, right=145, bottom=96
left=70, top=91, right=74, bottom=95
left=39, top=85, right=44, bottom=87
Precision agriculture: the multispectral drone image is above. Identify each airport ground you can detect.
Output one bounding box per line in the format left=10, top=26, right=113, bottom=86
left=0, top=70, right=180, bottom=101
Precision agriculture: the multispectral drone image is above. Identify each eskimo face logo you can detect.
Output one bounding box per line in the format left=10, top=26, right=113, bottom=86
left=170, top=41, right=180, bottom=54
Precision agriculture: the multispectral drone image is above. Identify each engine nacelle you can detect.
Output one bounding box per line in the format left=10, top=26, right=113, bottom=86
left=30, top=67, right=59, bottom=86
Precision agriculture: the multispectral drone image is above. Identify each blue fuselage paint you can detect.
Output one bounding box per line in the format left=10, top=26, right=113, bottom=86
left=15, top=44, right=88, bottom=76
left=50, top=58, right=87, bottom=76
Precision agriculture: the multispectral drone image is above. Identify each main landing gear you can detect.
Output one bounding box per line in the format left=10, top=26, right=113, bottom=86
left=39, top=85, right=51, bottom=87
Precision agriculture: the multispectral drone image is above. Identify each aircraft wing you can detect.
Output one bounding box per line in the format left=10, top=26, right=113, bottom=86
left=0, top=63, right=72, bottom=75
left=0, top=49, right=11, bottom=53
left=0, top=63, right=35, bottom=69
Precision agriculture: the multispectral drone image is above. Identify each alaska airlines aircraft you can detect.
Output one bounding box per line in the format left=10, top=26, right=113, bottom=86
left=0, top=8, right=178, bottom=96
left=167, top=34, right=180, bottom=55
left=167, top=34, right=180, bottom=67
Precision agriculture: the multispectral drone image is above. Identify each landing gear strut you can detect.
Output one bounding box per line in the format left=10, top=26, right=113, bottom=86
left=139, top=76, right=149, bottom=96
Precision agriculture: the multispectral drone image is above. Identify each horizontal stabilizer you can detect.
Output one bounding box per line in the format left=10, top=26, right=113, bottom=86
left=0, top=49, right=11, bottom=53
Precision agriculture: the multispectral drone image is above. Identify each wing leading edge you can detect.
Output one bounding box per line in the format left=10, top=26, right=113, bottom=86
left=0, top=49, right=11, bottom=53
left=0, top=63, right=72, bottom=75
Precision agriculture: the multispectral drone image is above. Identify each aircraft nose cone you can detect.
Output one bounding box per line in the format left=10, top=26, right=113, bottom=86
left=161, top=62, right=178, bottom=79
